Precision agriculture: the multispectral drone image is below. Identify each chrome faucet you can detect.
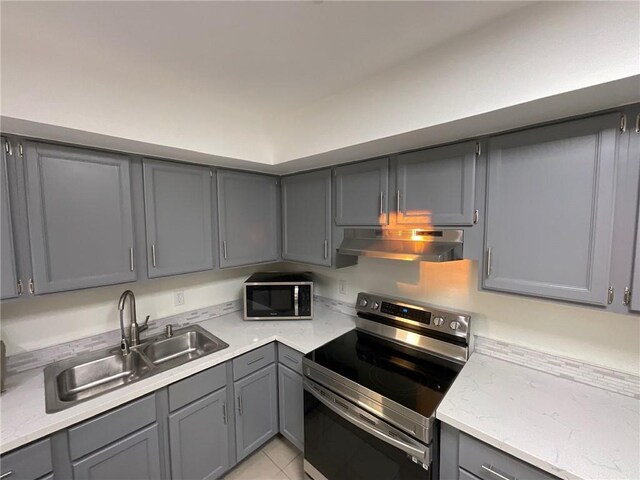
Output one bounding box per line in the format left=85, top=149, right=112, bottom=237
left=117, top=290, right=150, bottom=355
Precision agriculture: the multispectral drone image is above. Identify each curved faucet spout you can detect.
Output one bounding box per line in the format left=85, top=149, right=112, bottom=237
left=118, top=290, right=136, bottom=355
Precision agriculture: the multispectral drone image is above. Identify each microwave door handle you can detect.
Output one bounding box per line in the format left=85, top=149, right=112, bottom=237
left=294, top=285, right=299, bottom=316
left=303, top=380, right=429, bottom=463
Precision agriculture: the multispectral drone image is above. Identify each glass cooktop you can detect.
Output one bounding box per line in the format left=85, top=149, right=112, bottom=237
left=304, top=330, right=462, bottom=418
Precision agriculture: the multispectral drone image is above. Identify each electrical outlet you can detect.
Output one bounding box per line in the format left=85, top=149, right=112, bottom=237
left=339, top=280, right=347, bottom=296
left=174, top=290, right=185, bottom=306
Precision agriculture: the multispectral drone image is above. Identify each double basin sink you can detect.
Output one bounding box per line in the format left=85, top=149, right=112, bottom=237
left=44, top=325, right=228, bottom=413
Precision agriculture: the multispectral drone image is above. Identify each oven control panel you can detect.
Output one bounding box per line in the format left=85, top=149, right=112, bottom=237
left=355, top=292, right=470, bottom=341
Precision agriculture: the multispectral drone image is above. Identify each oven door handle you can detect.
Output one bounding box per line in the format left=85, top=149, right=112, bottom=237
left=304, top=380, right=430, bottom=463
left=294, top=285, right=299, bottom=316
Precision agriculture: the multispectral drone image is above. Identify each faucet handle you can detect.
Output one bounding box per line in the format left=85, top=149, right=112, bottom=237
left=165, top=324, right=173, bottom=338
left=139, top=315, right=150, bottom=332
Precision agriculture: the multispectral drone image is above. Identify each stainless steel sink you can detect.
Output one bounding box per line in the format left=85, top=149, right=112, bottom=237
left=141, top=327, right=228, bottom=368
left=44, top=325, right=228, bottom=413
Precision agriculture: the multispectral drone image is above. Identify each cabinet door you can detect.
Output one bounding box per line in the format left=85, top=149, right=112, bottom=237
left=24, top=142, right=136, bottom=294
left=396, top=141, right=476, bottom=225
left=143, top=159, right=214, bottom=278
left=217, top=170, right=279, bottom=268
left=1, top=138, right=18, bottom=299
left=72, top=424, right=161, bottom=480
left=631, top=179, right=640, bottom=312
left=282, top=169, right=331, bottom=266
left=335, top=158, right=389, bottom=225
left=168, top=388, right=229, bottom=480
left=234, top=364, right=278, bottom=461
left=278, top=364, right=303, bottom=451
left=484, top=114, right=619, bottom=305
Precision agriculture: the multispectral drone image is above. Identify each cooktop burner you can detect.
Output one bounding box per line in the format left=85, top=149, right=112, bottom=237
left=305, top=329, right=462, bottom=418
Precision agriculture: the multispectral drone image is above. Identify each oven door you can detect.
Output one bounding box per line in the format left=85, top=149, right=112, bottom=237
left=304, top=379, right=432, bottom=480
left=244, top=284, right=297, bottom=319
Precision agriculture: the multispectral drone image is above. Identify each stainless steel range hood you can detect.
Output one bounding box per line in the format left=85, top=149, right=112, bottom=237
left=337, top=228, right=464, bottom=262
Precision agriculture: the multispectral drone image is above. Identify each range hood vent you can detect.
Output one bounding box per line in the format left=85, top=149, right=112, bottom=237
left=337, top=228, right=463, bottom=262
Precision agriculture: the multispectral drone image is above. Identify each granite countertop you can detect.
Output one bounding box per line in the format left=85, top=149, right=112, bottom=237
left=0, top=302, right=356, bottom=454
left=436, top=352, right=640, bottom=480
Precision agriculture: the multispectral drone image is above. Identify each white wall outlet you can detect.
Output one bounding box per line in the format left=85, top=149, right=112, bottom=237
left=174, top=290, right=185, bottom=306
left=339, top=280, right=347, bottom=296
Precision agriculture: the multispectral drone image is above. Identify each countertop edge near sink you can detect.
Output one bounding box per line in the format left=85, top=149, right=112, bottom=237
left=436, top=353, right=640, bottom=480
left=0, top=303, right=357, bottom=454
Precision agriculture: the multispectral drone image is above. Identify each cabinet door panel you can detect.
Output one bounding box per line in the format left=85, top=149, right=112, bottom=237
left=235, top=364, right=278, bottom=461
left=282, top=169, right=331, bottom=266
left=169, top=388, right=229, bottom=480
left=1, top=138, right=18, bottom=299
left=631, top=186, right=640, bottom=311
left=278, top=364, right=304, bottom=451
left=396, top=141, right=476, bottom=225
left=217, top=171, right=279, bottom=268
left=484, top=114, right=619, bottom=305
left=143, top=159, right=213, bottom=278
left=335, top=158, right=389, bottom=226
left=72, top=424, right=161, bottom=480
left=24, top=143, right=135, bottom=294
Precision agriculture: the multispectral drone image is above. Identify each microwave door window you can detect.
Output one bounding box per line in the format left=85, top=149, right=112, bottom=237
left=249, top=287, right=295, bottom=316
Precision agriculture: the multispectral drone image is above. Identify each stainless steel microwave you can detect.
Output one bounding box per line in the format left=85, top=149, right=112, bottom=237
left=244, top=272, right=313, bottom=320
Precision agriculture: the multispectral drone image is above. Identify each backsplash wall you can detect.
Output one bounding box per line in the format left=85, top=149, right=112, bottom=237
left=285, top=259, right=640, bottom=375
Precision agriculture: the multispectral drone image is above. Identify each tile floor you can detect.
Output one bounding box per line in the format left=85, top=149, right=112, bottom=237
left=224, top=435, right=310, bottom=480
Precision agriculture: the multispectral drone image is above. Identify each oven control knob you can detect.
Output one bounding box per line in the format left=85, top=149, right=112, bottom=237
left=372, top=302, right=380, bottom=310
left=359, top=298, right=368, bottom=307
left=449, top=320, right=460, bottom=330
left=433, top=317, right=445, bottom=327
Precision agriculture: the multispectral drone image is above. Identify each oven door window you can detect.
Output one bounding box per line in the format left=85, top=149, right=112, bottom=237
left=246, top=286, right=295, bottom=317
left=304, top=387, right=431, bottom=480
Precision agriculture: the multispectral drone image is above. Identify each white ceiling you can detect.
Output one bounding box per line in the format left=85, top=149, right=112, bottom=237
left=2, top=1, right=530, bottom=122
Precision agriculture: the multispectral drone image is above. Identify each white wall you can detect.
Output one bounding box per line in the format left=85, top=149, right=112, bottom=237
left=284, top=259, right=640, bottom=375
left=271, top=1, right=640, bottom=162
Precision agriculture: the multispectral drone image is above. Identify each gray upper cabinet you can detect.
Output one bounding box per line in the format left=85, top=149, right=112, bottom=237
left=217, top=170, right=279, bottom=268
left=143, top=159, right=214, bottom=278
left=483, top=113, right=620, bottom=305
left=168, top=388, right=230, bottom=480
left=335, top=158, right=389, bottom=226
left=234, top=364, right=278, bottom=461
left=23, top=142, right=136, bottom=294
left=282, top=169, right=332, bottom=266
left=1, top=138, right=18, bottom=299
left=395, top=141, right=477, bottom=225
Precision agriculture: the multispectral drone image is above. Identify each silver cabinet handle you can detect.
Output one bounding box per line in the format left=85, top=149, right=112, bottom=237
left=222, top=401, right=228, bottom=424
left=396, top=190, right=401, bottom=213
left=486, top=247, right=492, bottom=278
left=481, top=464, right=516, bottom=480
left=284, top=354, right=299, bottom=364
left=129, top=247, right=135, bottom=272
left=0, top=472, right=14, bottom=479
left=151, top=244, right=157, bottom=268
left=237, top=395, right=243, bottom=416
left=324, top=239, right=328, bottom=259
left=247, top=356, right=265, bottom=366
left=379, top=191, right=384, bottom=215
left=223, top=241, right=228, bottom=259
left=294, top=285, right=299, bottom=316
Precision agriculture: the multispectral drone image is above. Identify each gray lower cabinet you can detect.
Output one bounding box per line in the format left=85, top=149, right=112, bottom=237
left=632, top=200, right=640, bottom=311
left=234, top=363, right=278, bottom=461
left=282, top=169, right=332, bottom=266
left=23, top=142, right=136, bottom=294
left=217, top=170, right=279, bottom=268
left=395, top=141, right=477, bottom=226
left=0, top=437, right=53, bottom=480
left=440, top=424, right=559, bottom=480
left=483, top=113, right=620, bottom=306
left=143, top=159, right=214, bottom=278
left=72, top=424, right=161, bottom=480
left=278, top=364, right=303, bottom=451
left=168, top=388, right=229, bottom=480
left=1, top=137, right=18, bottom=299
left=335, top=158, right=389, bottom=226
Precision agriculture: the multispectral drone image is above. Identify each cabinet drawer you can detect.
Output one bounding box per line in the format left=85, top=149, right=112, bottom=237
left=459, top=434, right=557, bottom=480
left=233, top=343, right=275, bottom=380
left=0, top=438, right=52, bottom=480
left=169, top=362, right=227, bottom=411
left=68, top=394, right=156, bottom=460
left=278, top=343, right=303, bottom=375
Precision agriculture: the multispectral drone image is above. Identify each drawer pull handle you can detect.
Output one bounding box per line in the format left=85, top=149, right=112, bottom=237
left=284, top=354, right=299, bottom=364
left=481, top=464, right=516, bottom=480
left=247, top=356, right=265, bottom=366
left=0, top=471, right=14, bottom=479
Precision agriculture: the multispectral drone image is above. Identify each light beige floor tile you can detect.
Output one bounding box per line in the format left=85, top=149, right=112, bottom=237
left=263, top=436, right=300, bottom=469
left=225, top=451, right=282, bottom=480
left=283, top=454, right=305, bottom=480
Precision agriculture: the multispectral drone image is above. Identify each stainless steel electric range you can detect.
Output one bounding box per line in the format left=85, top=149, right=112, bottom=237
left=302, top=292, right=471, bottom=480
